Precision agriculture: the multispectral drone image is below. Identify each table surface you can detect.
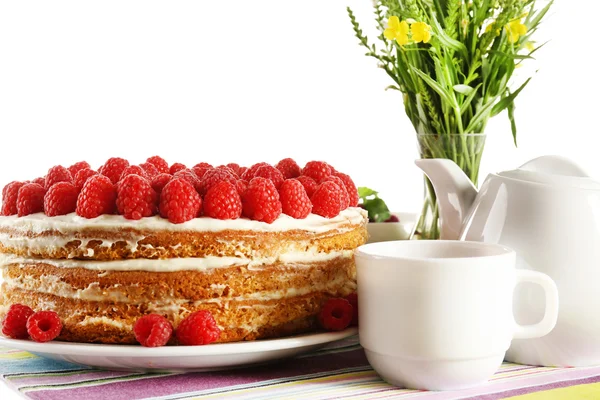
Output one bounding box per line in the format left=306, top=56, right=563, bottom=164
left=2, top=336, right=600, bottom=400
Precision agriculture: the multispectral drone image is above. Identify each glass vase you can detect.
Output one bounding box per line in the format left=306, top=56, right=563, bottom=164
left=414, top=133, right=487, bottom=240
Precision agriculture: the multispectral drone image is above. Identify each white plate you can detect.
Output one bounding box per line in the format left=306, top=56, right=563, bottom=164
left=0, top=328, right=357, bottom=372
left=367, top=212, right=417, bottom=243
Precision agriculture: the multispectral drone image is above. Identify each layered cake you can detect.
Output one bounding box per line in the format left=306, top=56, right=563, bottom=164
left=0, top=157, right=368, bottom=345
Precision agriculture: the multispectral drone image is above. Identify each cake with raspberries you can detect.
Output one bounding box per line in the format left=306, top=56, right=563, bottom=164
left=0, top=157, right=368, bottom=345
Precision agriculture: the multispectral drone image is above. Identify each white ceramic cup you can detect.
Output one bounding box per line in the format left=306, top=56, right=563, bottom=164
left=355, top=240, right=559, bottom=391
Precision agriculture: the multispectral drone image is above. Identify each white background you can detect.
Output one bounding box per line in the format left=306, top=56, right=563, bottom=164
left=0, top=1, right=598, bottom=398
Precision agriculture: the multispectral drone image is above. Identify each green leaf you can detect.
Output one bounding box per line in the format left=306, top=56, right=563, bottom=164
left=491, top=77, right=531, bottom=117
left=453, top=84, right=474, bottom=95
left=362, top=198, right=391, bottom=223
left=411, top=67, right=458, bottom=108
left=507, top=98, right=518, bottom=147
left=358, top=187, right=378, bottom=198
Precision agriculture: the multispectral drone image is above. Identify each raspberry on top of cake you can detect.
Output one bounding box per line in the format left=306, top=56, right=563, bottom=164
left=0, top=157, right=368, bottom=346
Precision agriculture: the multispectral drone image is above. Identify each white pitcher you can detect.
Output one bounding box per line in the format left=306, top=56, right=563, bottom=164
left=416, top=155, right=600, bottom=367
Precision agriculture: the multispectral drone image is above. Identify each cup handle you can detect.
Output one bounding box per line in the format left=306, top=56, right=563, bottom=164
left=512, top=269, right=559, bottom=340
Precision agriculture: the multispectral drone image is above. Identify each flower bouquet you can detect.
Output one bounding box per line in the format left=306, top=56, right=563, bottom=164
left=348, top=0, right=553, bottom=239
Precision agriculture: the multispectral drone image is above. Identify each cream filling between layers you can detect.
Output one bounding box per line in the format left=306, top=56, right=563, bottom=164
left=0, top=248, right=354, bottom=272
left=0, top=208, right=367, bottom=234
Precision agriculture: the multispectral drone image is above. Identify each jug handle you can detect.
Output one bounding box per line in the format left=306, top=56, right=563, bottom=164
left=512, top=269, right=559, bottom=339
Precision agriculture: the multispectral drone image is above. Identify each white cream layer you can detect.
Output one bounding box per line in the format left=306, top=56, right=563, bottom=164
left=0, top=207, right=367, bottom=234
left=0, top=249, right=354, bottom=272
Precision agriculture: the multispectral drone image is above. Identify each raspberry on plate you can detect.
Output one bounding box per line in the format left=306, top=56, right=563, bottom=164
left=17, top=183, right=46, bottom=216
left=45, top=165, right=73, bottom=190
left=204, top=181, right=242, bottom=220
left=169, top=163, right=187, bottom=175
left=318, top=298, right=353, bottom=331
left=241, top=162, right=270, bottom=181
left=311, top=181, right=345, bottom=218
left=74, top=168, right=98, bottom=191
left=1, top=181, right=25, bottom=216
left=146, top=156, right=170, bottom=174
left=76, top=175, right=117, bottom=218
left=345, top=293, right=359, bottom=326
left=26, top=310, right=62, bottom=343
left=133, top=314, right=173, bottom=347
left=333, top=172, right=359, bottom=207
left=323, top=176, right=350, bottom=210
left=99, top=157, right=130, bottom=184
left=254, top=165, right=285, bottom=190
left=176, top=310, right=221, bottom=345
left=279, top=179, right=312, bottom=219
left=159, top=178, right=202, bottom=224
left=276, top=158, right=302, bottom=179
left=44, top=182, right=79, bottom=216
left=296, top=176, right=318, bottom=198
left=1, top=304, right=34, bottom=339
left=302, top=161, right=332, bottom=183
left=242, top=177, right=282, bottom=223
left=151, top=173, right=172, bottom=194
left=116, top=174, right=158, bottom=220
left=67, top=161, right=91, bottom=177
left=119, top=165, right=148, bottom=182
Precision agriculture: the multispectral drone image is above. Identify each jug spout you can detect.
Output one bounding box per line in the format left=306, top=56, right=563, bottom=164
left=414, top=159, right=478, bottom=240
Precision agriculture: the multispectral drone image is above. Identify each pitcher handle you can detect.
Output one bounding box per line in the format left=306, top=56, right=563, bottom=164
left=512, top=269, right=559, bottom=340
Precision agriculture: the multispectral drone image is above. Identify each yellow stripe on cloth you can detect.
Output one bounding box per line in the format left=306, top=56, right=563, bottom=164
left=507, top=382, right=600, bottom=399
left=0, top=351, right=37, bottom=360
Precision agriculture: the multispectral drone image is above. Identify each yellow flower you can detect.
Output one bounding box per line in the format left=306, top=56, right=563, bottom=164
left=384, top=16, right=409, bottom=45
left=505, top=19, right=527, bottom=43
left=411, top=21, right=432, bottom=44
left=525, top=41, right=535, bottom=52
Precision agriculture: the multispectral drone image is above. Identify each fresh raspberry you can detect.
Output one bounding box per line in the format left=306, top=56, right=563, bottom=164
left=241, top=162, right=270, bottom=181
left=254, top=165, right=285, bottom=190
left=302, top=161, right=332, bottom=183
left=279, top=179, right=312, bottom=219
left=311, top=181, right=345, bottom=218
left=17, top=183, right=45, bottom=216
left=99, top=157, right=130, bottom=184
left=1, top=304, right=34, bottom=339
left=45, top=166, right=73, bottom=190
left=204, top=181, right=242, bottom=220
left=44, top=182, right=79, bottom=216
left=68, top=161, right=91, bottom=177
left=159, top=178, right=202, bottom=224
left=133, top=314, right=173, bottom=347
left=76, top=175, right=117, bottom=218
left=74, top=168, right=98, bottom=191
left=26, top=311, right=62, bottom=343
left=32, top=177, right=46, bottom=187
left=200, top=168, right=238, bottom=195
left=226, top=163, right=242, bottom=177
left=242, top=177, right=282, bottom=223
left=192, top=166, right=211, bottom=180
left=151, top=173, right=171, bottom=194
left=333, top=172, right=359, bottom=207
left=176, top=310, right=221, bottom=345
left=235, top=179, right=247, bottom=196
left=1, top=181, right=25, bottom=216
left=116, top=174, right=158, bottom=220
left=276, top=158, right=302, bottom=179
left=139, top=162, right=159, bottom=178
left=296, top=176, right=318, bottom=198
left=318, top=298, right=353, bottom=331
left=173, top=169, right=201, bottom=192
left=146, top=156, right=170, bottom=174
left=119, top=165, right=148, bottom=181
left=169, top=163, right=187, bottom=175
left=323, top=176, right=350, bottom=210
left=385, top=214, right=399, bottom=222
left=238, top=167, right=249, bottom=178
left=345, top=293, right=359, bottom=326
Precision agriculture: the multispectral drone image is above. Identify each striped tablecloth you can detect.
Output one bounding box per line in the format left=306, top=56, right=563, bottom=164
left=2, top=336, right=600, bottom=400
